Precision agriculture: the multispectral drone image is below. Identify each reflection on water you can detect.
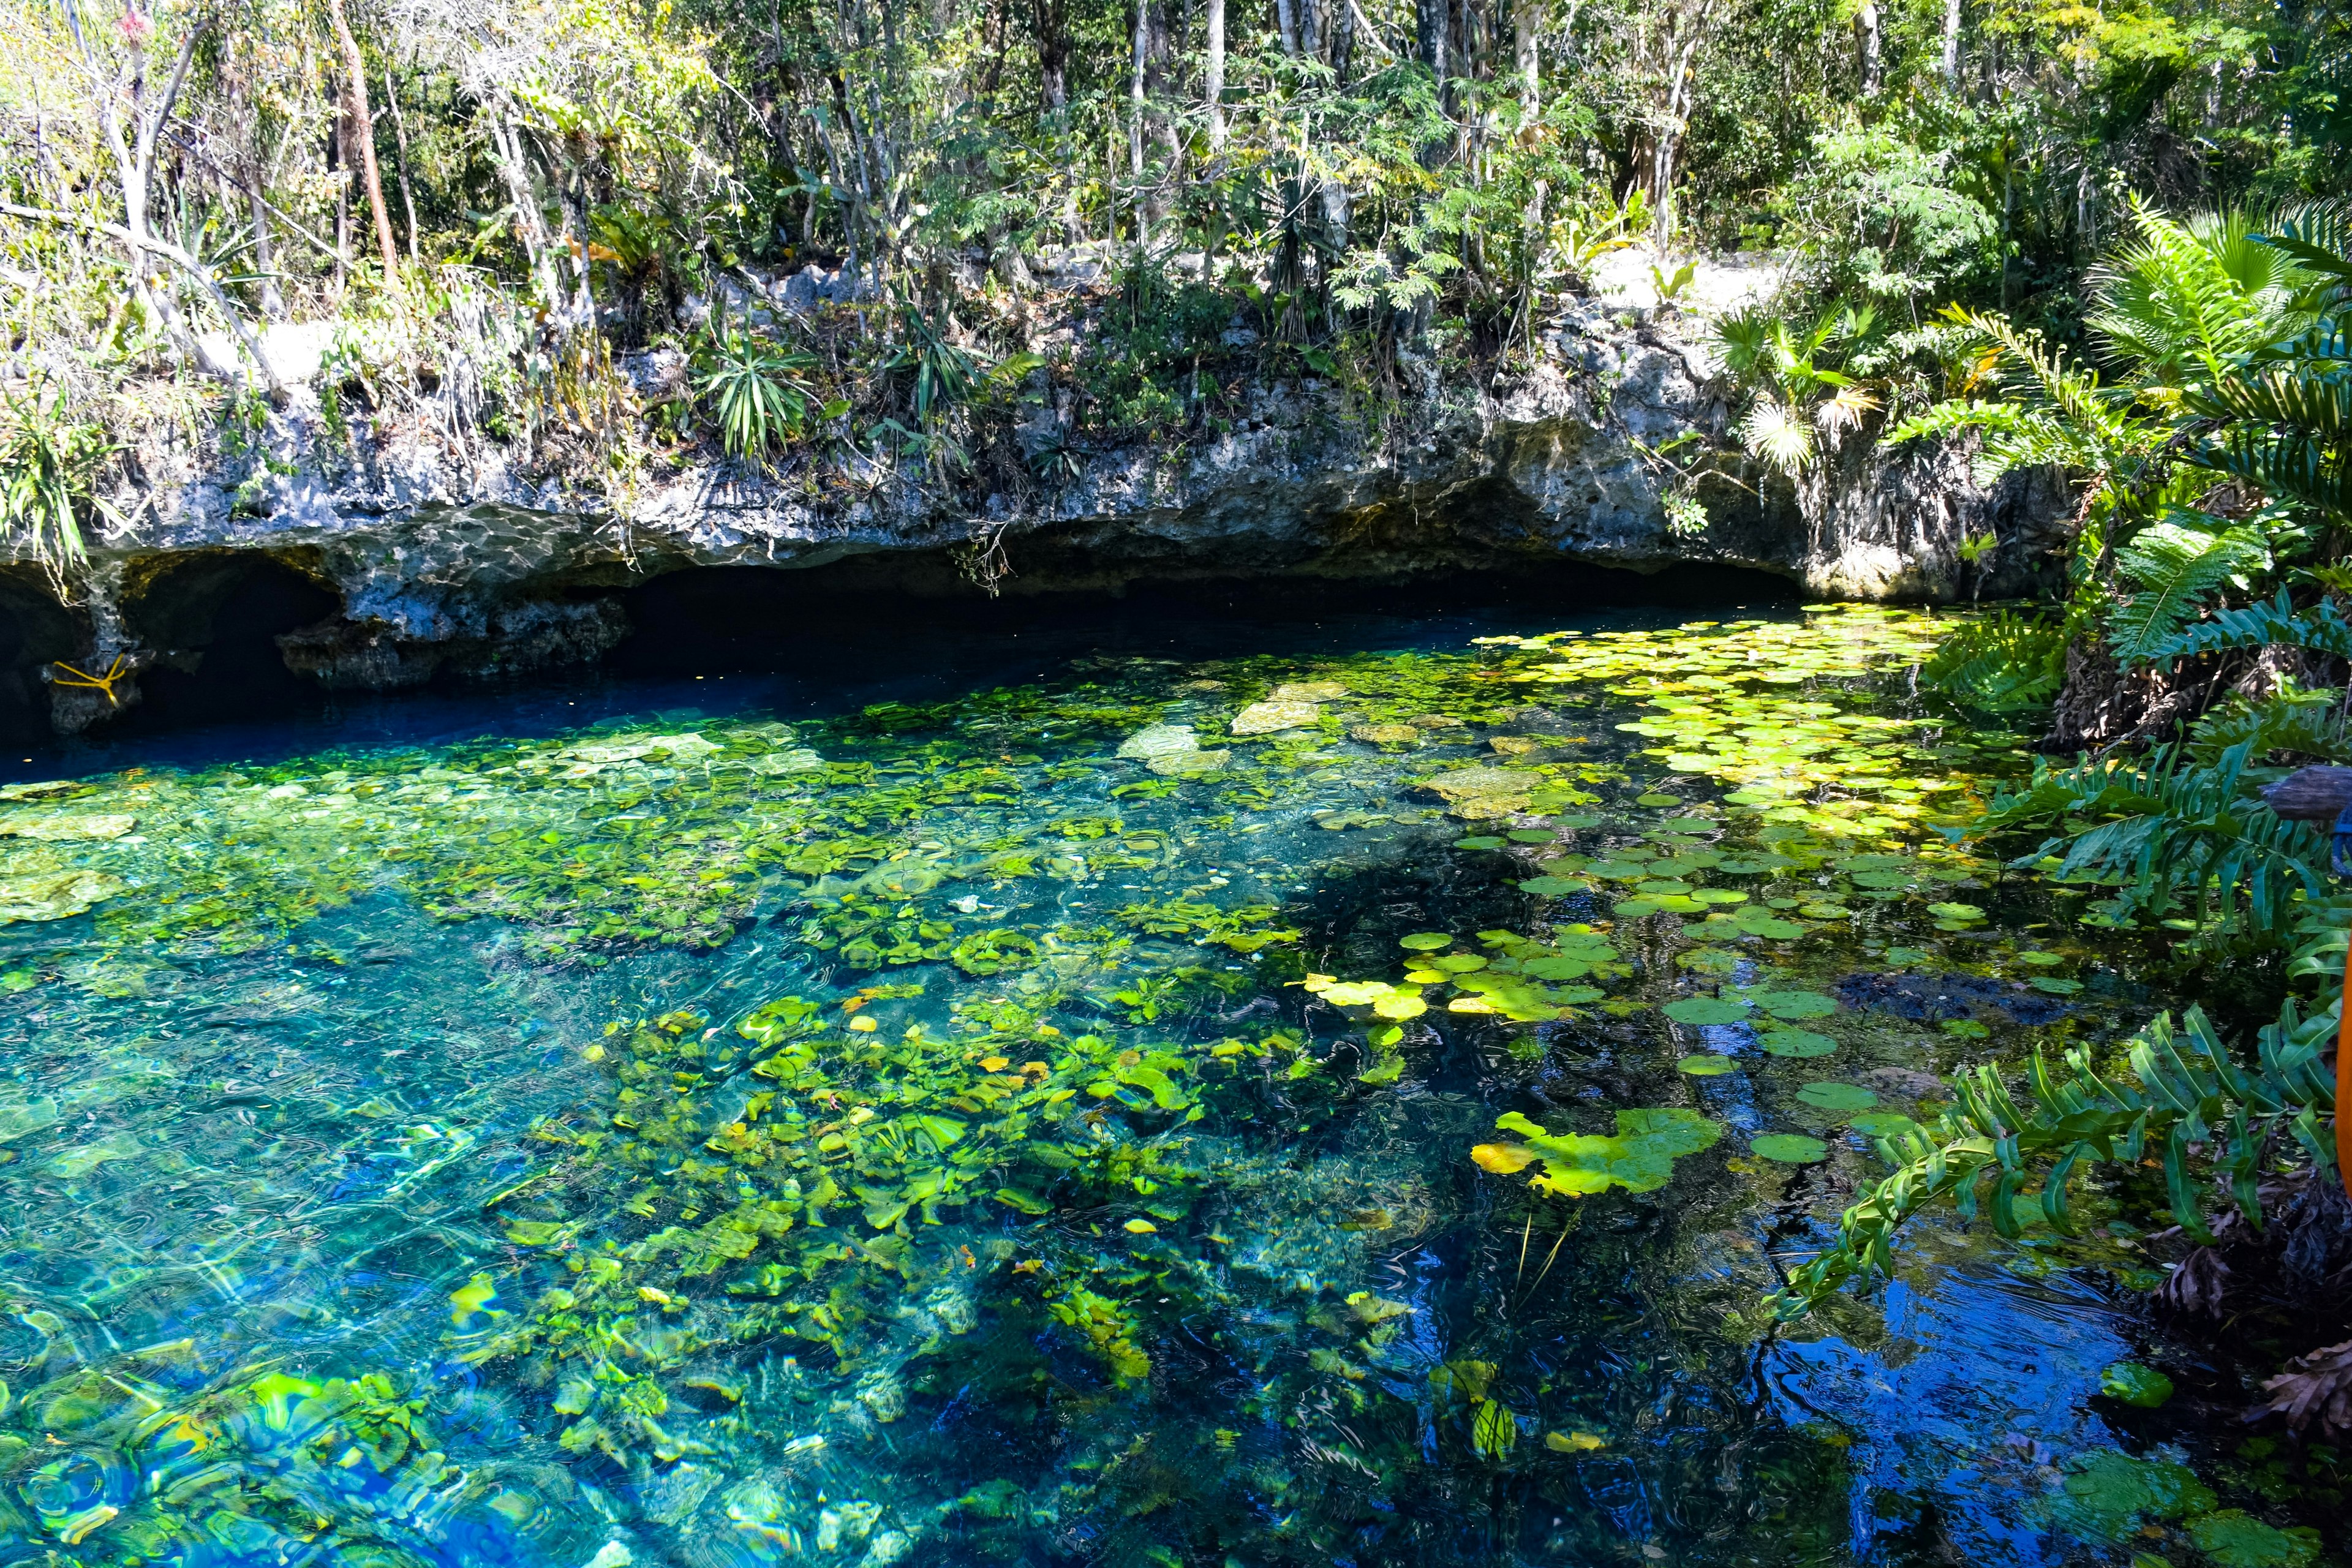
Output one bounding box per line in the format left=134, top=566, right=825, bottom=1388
left=0, top=603, right=2303, bottom=1566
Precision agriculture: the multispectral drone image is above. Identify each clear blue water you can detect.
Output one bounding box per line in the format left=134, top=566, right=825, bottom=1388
left=0, top=600, right=2299, bottom=1568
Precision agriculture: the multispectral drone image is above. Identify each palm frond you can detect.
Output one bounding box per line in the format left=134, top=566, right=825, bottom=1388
left=1739, top=398, right=1816, bottom=475
left=2188, top=685, right=2352, bottom=765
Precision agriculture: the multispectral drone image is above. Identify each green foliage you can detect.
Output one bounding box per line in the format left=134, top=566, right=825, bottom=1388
left=1768, top=1001, right=2339, bottom=1318
left=1981, top=739, right=2332, bottom=955
left=692, top=317, right=821, bottom=467
left=0, top=380, right=115, bottom=581
left=2108, top=511, right=2272, bottom=663
left=1920, top=611, right=2068, bottom=710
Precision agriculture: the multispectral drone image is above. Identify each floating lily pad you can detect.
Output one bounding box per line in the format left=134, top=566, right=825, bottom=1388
left=1754, top=990, right=1836, bottom=1020
left=1692, top=888, right=1749, bottom=905
left=2185, top=1512, right=2320, bottom=1568
left=1484, top=1106, right=1723, bottom=1196
left=1519, top=876, right=1586, bottom=896
left=2098, top=1362, right=2174, bottom=1408
left=2047, top=1450, right=2215, bottom=1543
left=1760, top=1028, right=1836, bottom=1057
left=1847, top=1112, right=1917, bottom=1138
left=1797, top=903, right=1853, bottom=919
left=1454, top=835, right=1507, bottom=850
left=1677, top=1054, right=1736, bottom=1076
left=1548, top=815, right=1604, bottom=829
left=2028, top=976, right=2084, bottom=995
left=1795, top=1081, right=1878, bottom=1114
left=1927, top=901, right=1987, bottom=924
left=1634, top=792, right=1682, bottom=807
left=1750, top=1133, right=1829, bottom=1163
left=1662, top=997, right=1747, bottom=1025
left=1507, top=829, right=1558, bottom=843
left=2016, top=951, right=2065, bottom=967
left=1400, top=933, right=1455, bottom=951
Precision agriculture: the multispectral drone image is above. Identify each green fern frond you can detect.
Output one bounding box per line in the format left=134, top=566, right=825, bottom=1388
left=1920, top=612, right=2067, bottom=710
left=2107, top=514, right=2271, bottom=665
left=2187, top=685, right=2352, bottom=765
left=2142, top=587, right=2352, bottom=663
left=1766, top=1001, right=2339, bottom=1320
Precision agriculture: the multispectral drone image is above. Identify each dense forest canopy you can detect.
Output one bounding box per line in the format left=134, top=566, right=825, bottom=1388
left=3, top=0, right=2348, bottom=377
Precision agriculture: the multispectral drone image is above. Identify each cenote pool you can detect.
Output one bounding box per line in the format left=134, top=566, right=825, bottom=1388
left=0, top=595, right=2334, bottom=1567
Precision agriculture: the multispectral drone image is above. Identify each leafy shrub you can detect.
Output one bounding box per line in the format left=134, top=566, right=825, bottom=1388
left=0, top=381, right=116, bottom=584
left=693, top=319, right=821, bottom=466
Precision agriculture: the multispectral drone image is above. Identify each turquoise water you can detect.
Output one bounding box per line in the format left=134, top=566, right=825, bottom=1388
left=0, top=601, right=2319, bottom=1567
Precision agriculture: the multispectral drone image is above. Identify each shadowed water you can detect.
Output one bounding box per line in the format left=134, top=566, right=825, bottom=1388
left=0, top=599, right=2322, bottom=1568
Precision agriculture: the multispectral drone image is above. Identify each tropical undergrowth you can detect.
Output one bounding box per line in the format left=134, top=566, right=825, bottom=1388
left=1773, top=206, right=2352, bottom=1431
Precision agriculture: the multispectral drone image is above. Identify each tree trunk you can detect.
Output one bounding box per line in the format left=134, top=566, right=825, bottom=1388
left=1333, top=0, right=1354, bottom=81
left=1515, top=0, right=1540, bottom=119
left=1129, top=0, right=1148, bottom=246
left=242, top=166, right=287, bottom=321
left=1418, top=0, right=1447, bottom=77
left=1033, top=0, right=1068, bottom=110
left=383, top=65, right=420, bottom=262
left=1854, top=0, right=1882, bottom=94
left=1940, top=0, right=1962, bottom=87
left=326, top=0, right=401, bottom=284
left=1300, top=0, right=1322, bottom=59
left=1205, top=0, right=1226, bottom=147
left=1277, top=0, right=1300, bottom=55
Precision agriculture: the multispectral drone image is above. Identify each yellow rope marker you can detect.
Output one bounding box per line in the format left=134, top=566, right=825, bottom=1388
left=48, top=655, right=131, bottom=706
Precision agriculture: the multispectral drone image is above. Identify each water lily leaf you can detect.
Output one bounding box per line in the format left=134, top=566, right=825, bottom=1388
left=1545, top=1430, right=1606, bottom=1452
left=1692, top=889, right=1749, bottom=904
left=1749, top=1133, right=1829, bottom=1163
left=1506, top=828, right=1557, bottom=843
left=1548, top=815, right=1603, bottom=829
left=2048, top=1450, right=2215, bottom=1543
left=1662, top=997, right=1747, bottom=1025
left=1489, top=1107, right=1723, bottom=1196
left=1847, top=1112, right=1918, bottom=1138
left=1760, top=1028, right=1836, bottom=1057
left=2016, top=951, right=2065, bottom=967
left=995, top=1188, right=1053, bottom=1215
left=1471, top=1142, right=1538, bottom=1174
left=1730, top=912, right=1806, bottom=939
left=1471, top=1398, right=1518, bottom=1459
left=1796, top=903, right=1853, bottom=919
left=1454, top=836, right=1507, bottom=850
left=1678, top=1054, right=1736, bottom=1076
left=2184, top=1512, right=2319, bottom=1568
left=2098, top=1362, right=2174, bottom=1408
left=1518, top=876, right=1586, bottom=896
left=2029, top=976, right=2083, bottom=995
left=1754, top=990, right=1836, bottom=1020
left=1635, top=793, right=1681, bottom=807
left=1357, top=1057, right=1404, bottom=1084
left=1123, top=1219, right=1158, bottom=1234
left=1794, top=1081, right=1877, bottom=1114
left=1399, top=932, right=1454, bottom=951
left=1926, top=902, right=1986, bottom=924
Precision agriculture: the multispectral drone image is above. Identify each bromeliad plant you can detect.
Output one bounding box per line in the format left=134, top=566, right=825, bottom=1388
left=0, top=379, right=117, bottom=587
left=692, top=312, right=824, bottom=469
left=1768, top=1001, right=2340, bottom=1317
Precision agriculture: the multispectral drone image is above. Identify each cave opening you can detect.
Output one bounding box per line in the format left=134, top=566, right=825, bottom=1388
left=123, top=552, right=342, bottom=729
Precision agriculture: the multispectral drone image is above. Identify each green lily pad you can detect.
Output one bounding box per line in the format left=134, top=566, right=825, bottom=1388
left=1400, top=933, right=1455, bottom=951
left=1507, top=829, right=1558, bottom=843
left=1754, top=990, right=1837, bottom=1019
left=1926, top=901, right=1986, bottom=924
left=2098, top=1362, right=2174, bottom=1408
left=1453, top=836, right=1507, bottom=850
left=2028, top=976, right=2084, bottom=995
left=1692, top=889, right=1749, bottom=905
left=1634, top=793, right=1681, bottom=807
left=1677, top=1054, right=1736, bottom=1076
left=1662, top=997, right=1748, bottom=1025
left=1795, top=1081, right=1878, bottom=1114
left=1518, top=876, right=1586, bottom=896
left=1847, top=1111, right=1917, bottom=1138
left=1749, top=1133, right=1829, bottom=1163
left=1548, top=815, right=1604, bottom=829
left=1730, top=913, right=1807, bottom=940
left=1796, top=903, right=1853, bottom=919
left=1760, top=1028, right=1836, bottom=1057
left=2016, top=951, right=2065, bottom=967
left=1483, top=1106, right=1723, bottom=1196
left=2185, top=1512, right=2320, bottom=1568
left=2048, top=1450, right=2214, bottom=1543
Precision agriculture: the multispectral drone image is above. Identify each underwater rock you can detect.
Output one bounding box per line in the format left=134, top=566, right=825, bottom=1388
left=1231, top=697, right=1323, bottom=736
left=1417, top=765, right=1541, bottom=818
left=0, top=813, right=136, bottom=840
left=0, top=868, right=127, bottom=923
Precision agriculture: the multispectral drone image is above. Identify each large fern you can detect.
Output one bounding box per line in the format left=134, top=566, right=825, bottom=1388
left=2143, top=587, right=2352, bottom=664
left=2106, top=511, right=2272, bottom=664
left=1981, top=739, right=2332, bottom=952
left=1920, top=611, right=2067, bottom=710
left=2187, top=684, right=2352, bottom=765
left=1768, top=1001, right=2339, bottom=1319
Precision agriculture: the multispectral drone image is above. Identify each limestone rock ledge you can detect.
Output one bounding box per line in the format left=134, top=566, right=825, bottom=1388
left=0, top=306, right=2065, bottom=738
